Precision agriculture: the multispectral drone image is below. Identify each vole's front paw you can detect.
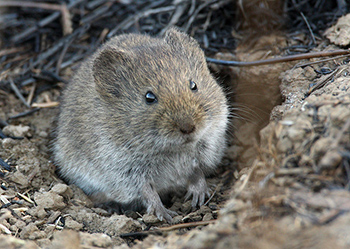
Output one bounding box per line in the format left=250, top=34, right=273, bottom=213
left=185, top=174, right=210, bottom=207
left=142, top=182, right=177, bottom=223
left=147, top=204, right=177, bottom=223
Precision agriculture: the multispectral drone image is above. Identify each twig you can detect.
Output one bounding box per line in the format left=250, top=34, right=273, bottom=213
left=206, top=49, right=350, bottom=67
left=10, top=0, right=85, bottom=43
left=9, top=79, right=30, bottom=108
left=17, top=193, right=35, bottom=205
left=0, top=46, right=29, bottom=57
left=0, top=1, right=64, bottom=10
left=0, top=158, right=11, bottom=172
left=26, top=83, right=36, bottom=106
left=31, top=102, right=59, bottom=108
left=233, top=161, right=258, bottom=198
left=7, top=108, right=40, bottom=120
left=295, top=54, right=350, bottom=68
left=300, top=12, right=316, bottom=45
left=184, top=0, right=216, bottom=32
left=107, top=5, right=176, bottom=38
left=159, top=2, right=188, bottom=36
left=119, top=220, right=216, bottom=238
left=307, top=66, right=346, bottom=95
left=158, top=220, right=215, bottom=232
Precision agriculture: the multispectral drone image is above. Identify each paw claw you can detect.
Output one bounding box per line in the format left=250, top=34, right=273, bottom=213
left=186, top=184, right=210, bottom=207
left=155, top=208, right=177, bottom=223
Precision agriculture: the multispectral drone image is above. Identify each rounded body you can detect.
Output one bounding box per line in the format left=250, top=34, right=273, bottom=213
left=53, top=28, right=228, bottom=222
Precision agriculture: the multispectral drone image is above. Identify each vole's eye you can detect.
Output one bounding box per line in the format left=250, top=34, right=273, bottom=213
left=190, top=80, right=198, bottom=92
left=145, top=91, right=157, bottom=104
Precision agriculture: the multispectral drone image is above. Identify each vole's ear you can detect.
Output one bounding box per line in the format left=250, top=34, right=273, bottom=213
left=93, top=47, right=128, bottom=99
left=164, top=27, right=201, bottom=50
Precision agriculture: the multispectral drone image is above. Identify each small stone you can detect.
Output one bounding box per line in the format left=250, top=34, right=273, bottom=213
left=9, top=225, right=18, bottom=232
left=0, top=235, right=38, bottom=249
left=51, top=230, right=81, bottom=249
left=44, top=225, right=56, bottom=235
left=208, top=203, right=218, bottom=210
left=3, top=125, right=31, bottom=137
left=19, top=223, right=46, bottom=240
left=202, top=213, right=213, bottom=221
left=36, top=238, right=52, bottom=248
left=50, top=183, right=73, bottom=199
left=142, top=213, right=160, bottom=224
left=7, top=171, right=29, bottom=188
left=27, top=207, right=48, bottom=219
left=198, top=205, right=211, bottom=215
left=34, top=191, right=66, bottom=210
left=1, top=138, right=17, bottom=149
left=8, top=217, right=17, bottom=225
left=80, top=232, right=113, bottom=248
left=172, top=215, right=184, bottom=224
left=46, top=211, right=61, bottom=224
left=181, top=200, right=192, bottom=214
left=124, top=210, right=139, bottom=219
left=183, top=213, right=202, bottom=222
left=170, top=201, right=182, bottom=212
left=69, top=185, right=93, bottom=207
left=38, top=131, right=48, bottom=138
left=64, top=216, right=83, bottom=230
left=14, top=220, right=26, bottom=230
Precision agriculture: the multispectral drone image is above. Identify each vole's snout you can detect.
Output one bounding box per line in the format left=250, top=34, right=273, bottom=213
left=178, top=116, right=196, bottom=135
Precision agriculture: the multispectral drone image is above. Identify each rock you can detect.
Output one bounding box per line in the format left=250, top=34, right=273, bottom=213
left=142, top=213, right=160, bottom=224
left=198, top=205, right=212, bottom=215
left=19, top=223, right=46, bottom=240
left=14, top=220, right=26, bottom=230
left=50, top=184, right=73, bottom=199
left=202, top=213, right=214, bottom=221
left=6, top=171, right=29, bottom=188
left=64, top=216, right=83, bottom=230
left=38, top=131, right=48, bottom=138
left=80, top=232, right=113, bottom=248
left=50, top=230, right=81, bottom=249
left=0, top=235, right=38, bottom=249
left=34, top=191, right=66, bottom=210
left=324, top=13, right=350, bottom=46
left=2, top=125, right=31, bottom=137
left=181, top=200, right=192, bottom=214
left=172, top=215, right=184, bottom=224
left=27, top=207, right=48, bottom=219
left=1, top=138, right=18, bottom=149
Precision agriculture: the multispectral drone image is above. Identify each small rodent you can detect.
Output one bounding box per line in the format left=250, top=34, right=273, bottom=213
left=53, top=28, right=228, bottom=222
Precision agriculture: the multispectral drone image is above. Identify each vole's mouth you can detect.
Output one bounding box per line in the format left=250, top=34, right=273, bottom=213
left=183, top=136, right=194, bottom=144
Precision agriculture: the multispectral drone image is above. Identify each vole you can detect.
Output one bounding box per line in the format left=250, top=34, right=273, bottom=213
left=53, top=27, right=229, bottom=222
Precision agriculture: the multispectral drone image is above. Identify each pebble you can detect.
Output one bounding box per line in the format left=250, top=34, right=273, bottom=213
left=50, top=183, right=73, bottom=199
left=34, top=191, right=66, bottom=210
left=202, top=213, right=214, bottom=221
left=2, top=125, right=31, bottom=137
left=181, top=200, right=192, bottom=214
left=80, top=232, right=113, bottom=248
left=142, top=213, right=161, bottom=224
left=64, top=216, right=84, bottom=230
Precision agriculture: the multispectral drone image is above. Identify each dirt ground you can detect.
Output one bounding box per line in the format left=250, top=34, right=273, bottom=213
left=1, top=9, right=350, bottom=249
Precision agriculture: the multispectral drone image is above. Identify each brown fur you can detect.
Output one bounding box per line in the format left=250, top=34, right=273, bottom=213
left=53, top=28, right=229, bottom=222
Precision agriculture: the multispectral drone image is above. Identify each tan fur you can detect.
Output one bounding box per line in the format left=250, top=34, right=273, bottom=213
left=53, top=28, right=229, bottom=222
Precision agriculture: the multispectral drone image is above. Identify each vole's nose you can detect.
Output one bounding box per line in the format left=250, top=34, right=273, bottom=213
left=179, top=117, right=196, bottom=134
